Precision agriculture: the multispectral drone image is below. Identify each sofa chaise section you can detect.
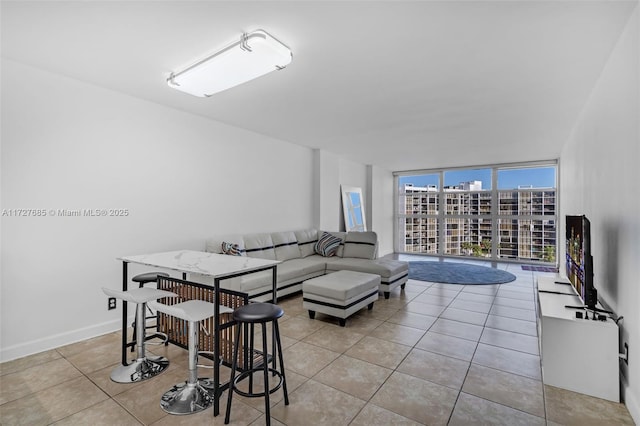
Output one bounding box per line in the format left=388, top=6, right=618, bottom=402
left=323, top=231, right=408, bottom=298
left=325, top=257, right=408, bottom=298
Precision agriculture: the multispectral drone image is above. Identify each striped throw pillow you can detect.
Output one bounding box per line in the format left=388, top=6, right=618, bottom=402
left=314, top=232, right=342, bottom=257
left=221, top=241, right=243, bottom=256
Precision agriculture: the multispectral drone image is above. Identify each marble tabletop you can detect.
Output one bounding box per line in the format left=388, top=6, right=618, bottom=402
left=119, top=250, right=280, bottom=279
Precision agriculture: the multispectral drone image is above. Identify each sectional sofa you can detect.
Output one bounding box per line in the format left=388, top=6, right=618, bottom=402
left=194, top=229, right=408, bottom=301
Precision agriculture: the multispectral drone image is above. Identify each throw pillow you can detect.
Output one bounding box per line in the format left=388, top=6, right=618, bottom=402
left=314, top=232, right=342, bottom=257
left=221, top=241, right=243, bottom=256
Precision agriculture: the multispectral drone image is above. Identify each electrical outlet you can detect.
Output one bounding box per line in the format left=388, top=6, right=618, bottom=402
left=108, top=297, right=116, bottom=310
left=625, top=342, right=629, bottom=365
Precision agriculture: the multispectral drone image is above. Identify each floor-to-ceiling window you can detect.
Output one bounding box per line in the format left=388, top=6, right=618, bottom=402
left=395, top=162, right=557, bottom=264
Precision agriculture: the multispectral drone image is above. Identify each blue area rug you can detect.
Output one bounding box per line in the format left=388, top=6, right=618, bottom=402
left=408, top=262, right=517, bottom=285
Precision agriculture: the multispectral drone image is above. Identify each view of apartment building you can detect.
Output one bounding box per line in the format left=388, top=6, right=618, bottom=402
left=400, top=182, right=557, bottom=262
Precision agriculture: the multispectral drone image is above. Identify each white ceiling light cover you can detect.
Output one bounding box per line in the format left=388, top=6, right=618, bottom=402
left=167, top=29, right=292, bottom=97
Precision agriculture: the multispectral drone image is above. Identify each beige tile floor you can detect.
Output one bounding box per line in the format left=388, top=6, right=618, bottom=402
left=1, top=259, right=635, bottom=425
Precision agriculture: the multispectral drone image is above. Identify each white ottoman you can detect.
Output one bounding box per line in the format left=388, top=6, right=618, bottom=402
left=302, top=270, right=380, bottom=327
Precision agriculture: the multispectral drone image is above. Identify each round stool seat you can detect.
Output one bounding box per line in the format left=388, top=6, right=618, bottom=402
left=102, top=287, right=176, bottom=304
left=132, top=272, right=170, bottom=285
left=149, top=299, right=233, bottom=322
left=233, top=303, right=284, bottom=323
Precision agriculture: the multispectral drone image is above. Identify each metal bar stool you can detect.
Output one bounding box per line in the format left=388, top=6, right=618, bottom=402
left=225, top=302, right=289, bottom=426
left=133, top=272, right=170, bottom=286
left=102, top=286, right=176, bottom=383
left=149, top=299, right=233, bottom=415
left=130, top=272, right=170, bottom=351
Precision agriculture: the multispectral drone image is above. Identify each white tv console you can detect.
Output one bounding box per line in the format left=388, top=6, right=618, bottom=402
left=536, top=276, right=619, bottom=402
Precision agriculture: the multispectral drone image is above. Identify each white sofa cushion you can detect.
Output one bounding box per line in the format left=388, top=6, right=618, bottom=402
left=281, top=256, right=327, bottom=277
left=222, top=270, right=271, bottom=293
left=272, top=231, right=301, bottom=261
left=342, top=231, right=378, bottom=259
left=218, top=256, right=326, bottom=296
left=294, top=229, right=318, bottom=257
left=243, top=233, right=276, bottom=260
left=325, top=257, right=408, bottom=280
left=277, top=258, right=322, bottom=282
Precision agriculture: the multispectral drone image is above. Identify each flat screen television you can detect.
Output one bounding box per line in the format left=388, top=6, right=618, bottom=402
left=565, top=215, right=598, bottom=310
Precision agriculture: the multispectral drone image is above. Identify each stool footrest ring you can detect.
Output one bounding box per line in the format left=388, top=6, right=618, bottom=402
left=142, top=332, right=168, bottom=346
left=231, top=368, right=284, bottom=398
left=196, top=350, right=222, bottom=369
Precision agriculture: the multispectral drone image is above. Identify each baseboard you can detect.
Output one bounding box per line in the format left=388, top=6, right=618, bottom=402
left=622, top=374, right=640, bottom=425
left=0, top=318, right=126, bottom=363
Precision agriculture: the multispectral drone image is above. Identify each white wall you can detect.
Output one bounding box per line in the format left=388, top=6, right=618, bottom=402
left=0, top=60, right=394, bottom=361
left=0, top=60, right=319, bottom=361
left=313, top=152, right=394, bottom=253
left=338, top=157, right=368, bottom=232
left=313, top=149, right=341, bottom=231
left=368, top=165, right=394, bottom=256
left=560, top=7, right=639, bottom=422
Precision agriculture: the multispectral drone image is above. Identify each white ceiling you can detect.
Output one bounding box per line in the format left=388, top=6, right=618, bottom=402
left=1, top=1, right=636, bottom=172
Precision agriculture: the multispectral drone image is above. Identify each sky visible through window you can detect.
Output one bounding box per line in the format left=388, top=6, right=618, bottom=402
left=399, top=166, right=556, bottom=190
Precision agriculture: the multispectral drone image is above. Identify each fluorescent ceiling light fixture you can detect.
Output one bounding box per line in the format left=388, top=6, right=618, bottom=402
left=167, top=29, right=292, bottom=97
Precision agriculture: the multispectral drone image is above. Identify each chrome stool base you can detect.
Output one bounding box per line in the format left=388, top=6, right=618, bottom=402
left=142, top=332, right=169, bottom=346
left=160, top=378, right=214, bottom=415
left=110, top=355, right=169, bottom=383
left=149, top=299, right=233, bottom=416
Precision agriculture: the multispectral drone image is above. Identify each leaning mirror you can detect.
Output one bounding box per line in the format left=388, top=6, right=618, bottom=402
left=341, top=185, right=367, bottom=232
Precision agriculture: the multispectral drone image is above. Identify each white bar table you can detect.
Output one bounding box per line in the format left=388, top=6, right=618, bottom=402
left=118, top=250, right=280, bottom=416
